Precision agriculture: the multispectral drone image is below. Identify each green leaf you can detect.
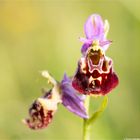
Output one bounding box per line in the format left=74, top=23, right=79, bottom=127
left=87, top=96, right=108, bottom=125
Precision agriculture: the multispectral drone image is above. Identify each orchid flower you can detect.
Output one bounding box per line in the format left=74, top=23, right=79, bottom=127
left=72, top=14, right=119, bottom=95
left=23, top=71, right=88, bottom=130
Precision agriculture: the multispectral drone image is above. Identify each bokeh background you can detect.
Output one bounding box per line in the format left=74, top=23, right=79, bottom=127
left=0, top=0, right=140, bottom=140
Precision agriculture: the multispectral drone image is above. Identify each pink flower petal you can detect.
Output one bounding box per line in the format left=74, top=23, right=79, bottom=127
left=84, top=14, right=104, bottom=40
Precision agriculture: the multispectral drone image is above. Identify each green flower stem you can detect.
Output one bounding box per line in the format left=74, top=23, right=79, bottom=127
left=83, top=96, right=91, bottom=140
left=83, top=96, right=108, bottom=140
left=83, top=119, right=91, bottom=140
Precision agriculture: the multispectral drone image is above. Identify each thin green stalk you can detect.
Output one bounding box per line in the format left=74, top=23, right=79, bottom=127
left=83, top=96, right=91, bottom=140
left=82, top=96, right=108, bottom=140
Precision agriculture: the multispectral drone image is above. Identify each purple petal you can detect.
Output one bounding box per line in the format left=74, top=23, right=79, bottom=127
left=61, top=73, right=71, bottom=83
left=79, top=37, right=92, bottom=55
left=79, top=37, right=92, bottom=44
left=99, top=40, right=111, bottom=46
left=81, top=43, right=90, bottom=55
left=99, top=40, right=112, bottom=51
left=84, top=14, right=104, bottom=40
left=61, top=74, right=88, bottom=119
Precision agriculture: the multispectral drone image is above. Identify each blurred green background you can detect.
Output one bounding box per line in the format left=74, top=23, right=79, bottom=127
left=0, top=0, right=140, bottom=140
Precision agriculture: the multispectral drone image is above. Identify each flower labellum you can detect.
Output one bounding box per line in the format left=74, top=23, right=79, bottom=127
left=23, top=87, right=62, bottom=130
left=23, top=98, right=54, bottom=130
left=23, top=71, right=61, bottom=130
left=72, top=14, right=119, bottom=95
